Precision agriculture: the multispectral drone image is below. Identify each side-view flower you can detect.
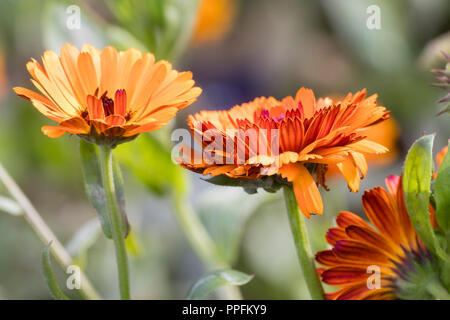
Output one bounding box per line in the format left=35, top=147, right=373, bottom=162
left=179, top=87, right=389, bottom=218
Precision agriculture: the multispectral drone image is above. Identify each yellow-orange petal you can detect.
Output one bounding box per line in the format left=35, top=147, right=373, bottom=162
left=77, top=52, right=98, bottom=95
left=279, top=163, right=323, bottom=217
left=58, top=117, right=90, bottom=135
left=336, top=157, right=360, bottom=192
left=295, top=87, right=316, bottom=118
left=41, top=126, right=66, bottom=138
left=122, top=120, right=165, bottom=137
left=86, top=95, right=105, bottom=120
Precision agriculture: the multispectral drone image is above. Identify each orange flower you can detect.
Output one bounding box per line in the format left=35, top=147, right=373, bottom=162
left=14, top=43, right=202, bottom=147
left=179, top=88, right=390, bottom=217
left=192, top=0, right=237, bottom=44
left=316, top=175, right=432, bottom=300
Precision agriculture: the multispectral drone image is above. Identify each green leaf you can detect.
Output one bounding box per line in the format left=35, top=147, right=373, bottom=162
left=403, top=135, right=450, bottom=262
left=42, top=243, right=69, bottom=300
left=0, top=196, right=22, bottom=216
left=186, top=269, right=253, bottom=300
left=115, top=133, right=186, bottom=197
left=434, top=141, right=450, bottom=232
left=107, top=0, right=199, bottom=60
left=80, top=140, right=129, bottom=239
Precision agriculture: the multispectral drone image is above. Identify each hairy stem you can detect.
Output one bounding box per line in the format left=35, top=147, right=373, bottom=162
left=0, top=163, right=100, bottom=300
left=283, top=186, right=325, bottom=300
left=98, top=146, right=130, bottom=300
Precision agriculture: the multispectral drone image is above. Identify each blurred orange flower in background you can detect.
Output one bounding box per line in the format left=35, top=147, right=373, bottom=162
left=14, top=43, right=202, bottom=146
left=316, top=175, right=430, bottom=300
left=192, top=0, right=237, bottom=44
left=180, top=88, right=390, bottom=217
left=359, top=117, right=400, bottom=165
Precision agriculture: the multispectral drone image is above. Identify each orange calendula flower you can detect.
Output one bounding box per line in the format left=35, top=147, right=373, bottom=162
left=179, top=88, right=390, bottom=217
left=316, top=172, right=443, bottom=300
left=14, top=43, right=202, bottom=147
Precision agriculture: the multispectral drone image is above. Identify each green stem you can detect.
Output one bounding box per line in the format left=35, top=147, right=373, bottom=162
left=426, top=279, right=450, bottom=300
left=172, top=195, right=242, bottom=300
left=99, top=146, right=130, bottom=300
left=283, top=186, right=325, bottom=300
left=0, top=163, right=100, bottom=300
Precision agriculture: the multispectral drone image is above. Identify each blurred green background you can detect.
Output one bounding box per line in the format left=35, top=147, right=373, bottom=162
left=0, top=0, right=449, bottom=299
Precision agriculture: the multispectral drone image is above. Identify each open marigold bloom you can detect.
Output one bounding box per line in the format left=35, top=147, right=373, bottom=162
left=14, top=43, right=202, bottom=147
left=179, top=88, right=389, bottom=217
left=315, top=168, right=447, bottom=299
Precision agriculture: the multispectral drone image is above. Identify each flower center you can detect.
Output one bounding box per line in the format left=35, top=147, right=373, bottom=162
left=101, top=93, right=115, bottom=117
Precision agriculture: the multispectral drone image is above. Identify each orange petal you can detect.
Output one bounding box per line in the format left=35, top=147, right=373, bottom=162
left=315, top=250, right=342, bottom=267
left=99, top=46, right=119, bottom=96
left=336, top=211, right=371, bottom=229
left=279, top=163, right=323, bottom=217
left=86, top=95, right=104, bottom=120
left=295, top=87, right=316, bottom=118
left=105, top=115, right=126, bottom=126
left=350, top=151, right=368, bottom=178
left=333, top=240, right=390, bottom=265
left=326, top=227, right=349, bottom=245
left=122, top=120, right=164, bottom=137
left=362, top=187, right=405, bottom=245
left=77, top=52, right=98, bottom=95
left=336, top=157, right=360, bottom=192
left=114, top=89, right=127, bottom=116
left=436, top=145, right=448, bottom=169
left=348, top=139, right=389, bottom=154
left=327, top=282, right=376, bottom=300
left=58, top=117, right=90, bottom=134
left=321, top=266, right=370, bottom=285
left=41, top=126, right=66, bottom=138
left=345, top=225, right=399, bottom=258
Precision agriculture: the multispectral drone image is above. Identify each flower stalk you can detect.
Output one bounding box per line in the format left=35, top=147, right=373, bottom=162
left=283, top=186, right=325, bottom=300
left=98, top=146, right=131, bottom=300
left=0, top=163, right=100, bottom=300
